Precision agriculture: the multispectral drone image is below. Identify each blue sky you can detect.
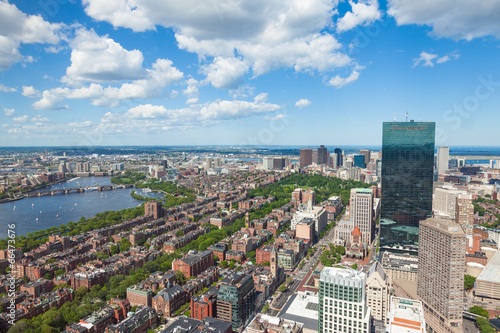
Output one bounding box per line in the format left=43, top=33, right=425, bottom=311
left=1, top=0, right=500, bottom=147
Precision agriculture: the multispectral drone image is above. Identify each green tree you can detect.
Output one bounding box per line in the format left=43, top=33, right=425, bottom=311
left=44, top=273, right=53, bottom=280
left=220, top=260, right=228, bottom=268
left=176, top=230, right=185, bottom=237
left=75, top=286, right=88, bottom=301
left=469, top=306, right=489, bottom=318
left=262, top=261, right=270, bottom=267
left=476, top=317, right=495, bottom=333
left=262, top=303, right=270, bottom=313
left=464, top=274, right=476, bottom=290
left=110, top=245, right=119, bottom=255
left=335, top=245, right=345, bottom=256
left=119, top=238, right=131, bottom=252
left=176, top=271, right=186, bottom=285
left=279, top=284, right=287, bottom=293
left=55, top=269, right=66, bottom=277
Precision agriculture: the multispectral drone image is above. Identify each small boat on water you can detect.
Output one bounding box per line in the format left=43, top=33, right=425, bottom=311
left=40, top=211, right=42, bottom=214
left=32, top=203, right=35, bottom=208
left=74, top=203, right=77, bottom=206
left=36, top=218, right=38, bottom=222
left=13, top=206, right=16, bottom=211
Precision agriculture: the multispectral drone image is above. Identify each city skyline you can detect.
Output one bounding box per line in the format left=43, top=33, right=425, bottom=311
left=1, top=1, right=500, bottom=146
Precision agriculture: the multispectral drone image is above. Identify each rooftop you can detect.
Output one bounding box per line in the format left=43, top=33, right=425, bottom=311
left=476, top=249, right=500, bottom=283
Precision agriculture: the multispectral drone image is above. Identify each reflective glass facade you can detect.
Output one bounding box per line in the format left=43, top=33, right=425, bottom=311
left=380, top=121, right=435, bottom=252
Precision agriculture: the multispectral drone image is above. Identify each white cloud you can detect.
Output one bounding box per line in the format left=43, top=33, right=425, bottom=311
left=33, top=58, right=183, bottom=109
left=0, top=83, right=16, bottom=92
left=328, top=70, right=360, bottom=88
left=183, top=78, right=199, bottom=104
left=336, top=0, right=381, bottom=33
left=412, top=52, right=437, bottom=67
left=264, top=114, right=287, bottom=120
left=68, top=121, right=92, bottom=128
left=22, top=85, right=41, bottom=98
left=388, top=0, right=500, bottom=40
left=62, top=29, right=146, bottom=85
left=413, top=51, right=459, bottom=67
left=13, top=115, right=28, bottom=122
left=98, top=95, right=282, bottom=134
left=295, top=99, right=312, bottom=109
left=82, top=0, right=356, bottom=81
left=4, top=108, right=14, bottom=116
left=31, top=115, right=50, bottom=122
left=0, top=2, right=63, bottom=70
left=201, top=56, right=248, bottom=89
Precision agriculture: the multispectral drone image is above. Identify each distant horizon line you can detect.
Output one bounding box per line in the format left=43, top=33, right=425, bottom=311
left=1, top=145, right=500, bottom=149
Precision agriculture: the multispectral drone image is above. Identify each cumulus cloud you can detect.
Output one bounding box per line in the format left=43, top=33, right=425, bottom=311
left=183, top=78, right=199, bottom=104
left=13, top=115, right=28, bottom=122
left=336, top=0, right=381, bottom=33
left=4, top=108, right=14, bottom=116
left=0, top=83, right=16, bottom=92
left=295, top=99, right=312, bottom=109
left=31, top=115, right=50, bottom=122
left=327, top=70, right=360, bottom=88
left=0, top=2, right=63, bottom=70
left=63, top=29, right=146, bottom=85
left=388, top=0, right=500, bottom=40
left=22, top=85, right=40, bottom=98
left=98, top=95, right=282, bottom=134
left=201, top=56, right=248, bottom=89
left=33, top=58, right=183, bottom=109
left=413, top=51, right=459, bottom=67
left=82, top=0, right=357, bottom=82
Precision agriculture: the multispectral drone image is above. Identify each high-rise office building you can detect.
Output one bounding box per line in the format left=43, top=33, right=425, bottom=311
left=214, top=157, right=222, bottom=168
left=380, top=121, right=435, bottom=252
left=417, top=218, right=465, bottom=332
left=359, top=149, right=371, bottom=165
left=436, top=146, right=449, bottom=175
left=316, top=145, right=329, bottom=165
left=353, top=155, right=366, bottom=168
left=318, top=267, right=370, bottom=333
left=334, top=148, right=343, bottom=167
left=217, top=272, right=255, bottom=330
left=349, top=188, right=374, bottom=245
left=300, top=149, right=313, bottom=168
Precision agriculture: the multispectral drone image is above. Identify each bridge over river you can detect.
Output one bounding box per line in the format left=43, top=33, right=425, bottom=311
left=26, top=184, right=135, bottom=197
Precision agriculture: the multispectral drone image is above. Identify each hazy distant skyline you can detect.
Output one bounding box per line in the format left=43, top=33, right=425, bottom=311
left=1, top=0, right=500, bottom=147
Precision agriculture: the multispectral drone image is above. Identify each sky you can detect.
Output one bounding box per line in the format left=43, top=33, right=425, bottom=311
left=1, top=0, right=500, bottom=147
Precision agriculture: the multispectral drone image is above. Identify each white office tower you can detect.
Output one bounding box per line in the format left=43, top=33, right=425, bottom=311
left=364, top=262, right=389, bottom=323
left=436, top=147, right=449, bottom=175
left=387, top=297, right=426, bottom=333
left=318, top=267, right=371, bottom=333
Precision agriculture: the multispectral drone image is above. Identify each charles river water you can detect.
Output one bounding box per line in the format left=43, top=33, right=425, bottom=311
left=0, top=176, right=163, bottom=239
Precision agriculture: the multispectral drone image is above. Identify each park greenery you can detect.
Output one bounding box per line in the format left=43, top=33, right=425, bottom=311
left=320, top=244, right=345, bottom=267
left=110, top=170, right=146, bottom=184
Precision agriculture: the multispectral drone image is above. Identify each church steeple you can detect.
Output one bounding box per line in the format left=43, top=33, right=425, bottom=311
left=270, top=246, right=277, bottom=278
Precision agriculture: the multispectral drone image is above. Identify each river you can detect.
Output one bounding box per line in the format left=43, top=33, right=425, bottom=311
left=0, top=176, right=163, bottom=239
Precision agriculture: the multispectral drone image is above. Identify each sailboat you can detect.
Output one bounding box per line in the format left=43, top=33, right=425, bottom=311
left=32, top=203, right=35, bottom=208
left=36, top=218, right=39, bottom=222
left=13, top=206, right=16, bottom=211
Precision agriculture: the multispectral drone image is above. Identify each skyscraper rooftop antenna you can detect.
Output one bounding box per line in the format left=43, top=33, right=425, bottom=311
left=406, top=112, right=408, bottom=122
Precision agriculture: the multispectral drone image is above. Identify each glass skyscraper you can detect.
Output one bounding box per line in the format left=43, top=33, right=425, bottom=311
left=380, top=121, right=435, bottom=253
